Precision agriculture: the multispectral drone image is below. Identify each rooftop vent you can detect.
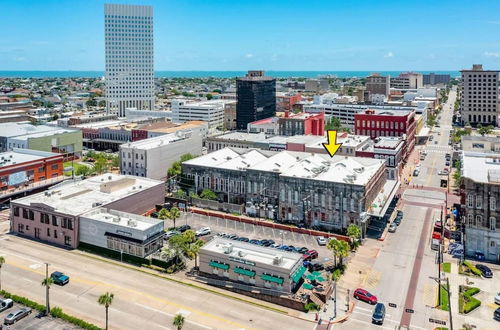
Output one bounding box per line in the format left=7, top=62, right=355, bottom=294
left=273, top=255, right=283, bottom=265
left=223, top=244, right=233, bottom=254
left=238, top=250, right=246, bottom=257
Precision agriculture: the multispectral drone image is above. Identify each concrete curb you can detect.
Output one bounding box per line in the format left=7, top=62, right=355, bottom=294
left=72, top=250, right=289, bottom=315
left=378, top=228, right=388, bottom=241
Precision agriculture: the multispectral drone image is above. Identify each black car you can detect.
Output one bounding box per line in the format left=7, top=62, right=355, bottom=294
left=298, top=247, right=309, bottom=254
left=372, top=303, right=386, bottom=325
left=249, top=239, right=260, bottom=244
left=238, top=237, right=250, bottom=242
left=227, top=234, right=238, bottom=240
left=260, top=239, right=271, bottom=246
left=476, top=264, right=493, bottom=278
left=396, top=210, right=403, bottom=218
left=177, top=225, right=191, bottom=233
left=494, top=307, right=500, bottom=321
left=308, top=262, right=324, bottom=272
left=394, top=217, right=402, bottom=226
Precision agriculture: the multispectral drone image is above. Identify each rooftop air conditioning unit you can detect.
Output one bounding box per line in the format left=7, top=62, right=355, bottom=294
left=238, top=250, right=245, bottom=257
left=273, top=255, right=282, bottom=265
left=223, top=244, right=233, bottom=254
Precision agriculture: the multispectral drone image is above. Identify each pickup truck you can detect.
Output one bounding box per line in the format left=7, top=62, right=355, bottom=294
left=0, top=298, right=13, bottom=312
left=51, top=271, right=70, bottom=285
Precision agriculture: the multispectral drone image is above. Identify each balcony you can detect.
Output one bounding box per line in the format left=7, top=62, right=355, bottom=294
left=0, top=176, right=68, bottom=201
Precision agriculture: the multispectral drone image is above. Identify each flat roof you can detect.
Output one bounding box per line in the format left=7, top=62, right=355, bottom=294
left=81, top=208, right=162, bottom=231
left=0, top=122, right=76, bottom=138
left=305, top=134, right=370, bottom=149
left=148, top=121, right=207, bottom=134
left=202, top=237, right=301, bottom=271
left=0, top=148, right=61, bottom=167
left=185, top=147, right=385, bottom=186
left=13, top=173, right=163, bottom=216
left=120, top=132, right=188, bottom=151
left=373, top=137, right=404, bottom=149
left=462, top=151, right=500, bottom=184
left=209, top=132, right=269, bottom=143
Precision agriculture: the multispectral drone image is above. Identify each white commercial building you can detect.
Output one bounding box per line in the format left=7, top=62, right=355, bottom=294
left=120, top=131, right=202, bottom=180
left=105, top=4, right=155, bottom=117
left=171, top=100, right=226, bottom=129
left=79, top=208, right=165, bottom=257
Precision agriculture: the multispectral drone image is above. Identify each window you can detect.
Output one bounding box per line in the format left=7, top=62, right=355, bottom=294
left=17, top=224, right=24, bottom=233
left=68, top=219, right=73, bottom=230
left=490, top=217, right=496, bottom=231
left=14, top=207, right=19, bottom=217
left=54, top=230, right=58, bottom=238
left=476, top=197, right=482, bottom=209
left=475, top=215, right=482, bottom=227
left=47, top=228, right=50, bottom=237
left=22, top=208, right=28, bottom=219
left=64, top=236, right=71, bottom=246
left=468, top=214, right=473, bottom=226
left=490, top=196, right=496, bottom=211
left=52, top=216, right=58, bottom=226
left=467, top=194, right=474, bottom=208
left=61, top=218, right=67, bottom=228
left=51, top=164, right=58, bottom=170
left=38, top=167, right=45, bottom=173
left=29, top=210, right=34, bottom=220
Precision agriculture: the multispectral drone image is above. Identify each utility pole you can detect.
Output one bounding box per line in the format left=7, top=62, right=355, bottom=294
left=446, top=277, right=453, bottom=330
left=44, top=262, right=50, bottom=315
left=333, top=279, right=337, bottom=319
left=346, top=289, right=350, bottom=312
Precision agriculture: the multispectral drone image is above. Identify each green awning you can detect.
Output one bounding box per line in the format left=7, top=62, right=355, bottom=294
left=260, top=274, right=284, bottom=284
left=291, top=266, right=307, bottom=282
left=303, top=283, right=314, bottom=290
left=209, top=261, right=229, bottom=270
left=316, top=276, right=326, bottom=282
left=306, top=274, right=316, bottom=281
left=234, top=267, right=255, bottom=277
left=311, top=271, right=322, bottom=276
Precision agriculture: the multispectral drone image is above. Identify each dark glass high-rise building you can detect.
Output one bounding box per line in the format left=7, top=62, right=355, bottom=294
left=236, top=71, right=276, bottom=130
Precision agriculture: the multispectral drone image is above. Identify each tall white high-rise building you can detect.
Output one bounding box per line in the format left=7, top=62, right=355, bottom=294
left=104, top=4, right=154, bottom=117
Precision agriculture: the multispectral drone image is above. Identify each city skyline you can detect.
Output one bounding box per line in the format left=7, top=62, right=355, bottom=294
left=1, top=0, right=500, bottom=71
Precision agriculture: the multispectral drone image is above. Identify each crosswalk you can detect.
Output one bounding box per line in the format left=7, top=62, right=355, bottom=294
left=348, top=305, right=400, bottom=330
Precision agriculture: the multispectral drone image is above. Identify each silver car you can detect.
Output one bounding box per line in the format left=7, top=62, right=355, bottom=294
left=4, top=307, right=32, bottom=325
left=388, top=222, right=398, bottom=233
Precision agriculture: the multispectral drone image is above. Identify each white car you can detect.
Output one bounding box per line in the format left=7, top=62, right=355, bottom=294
left=495, top=292, right=500, bottom=305
left=316, top=236, right=327, bottom=246
left=196, top=227, right=211, bottom=236
left=388, top=222, right=398, bottom=233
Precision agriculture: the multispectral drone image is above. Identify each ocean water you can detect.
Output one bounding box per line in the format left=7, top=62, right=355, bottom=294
left=0, top=70, right=460, bottom=79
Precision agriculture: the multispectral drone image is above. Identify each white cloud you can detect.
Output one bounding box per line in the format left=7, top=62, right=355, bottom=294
left=384, top=51, right=394, bottom=58
left=484, top=51, right=500, bottom=57
left=245, top=53, right=254, bottom=58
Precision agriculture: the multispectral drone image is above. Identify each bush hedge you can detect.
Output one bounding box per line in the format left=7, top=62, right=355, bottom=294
left=458, top=285, right=481, bottom=314
left=462, top=261, right=482, bottom=277
left=304, top=302, right=320, bottom=312
left=78, top=242, right=149, bottom=266
left=1, top=290, right=101, bottom=330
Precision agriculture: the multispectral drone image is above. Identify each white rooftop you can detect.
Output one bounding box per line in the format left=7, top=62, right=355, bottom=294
left=0, top=148, right=61, bottom=167
left=121, top=132, right=188, bottom=151
left=185, top=147, right=385, bottom=186
left=13, top=173, right=163, bottom=216
left=0, top=122, right=77, bottom=138
left=202, top=237, right=302, bottom=271
left=462, top=151, right=500, bottom=184
left=81, top=208, right=162, bottom=231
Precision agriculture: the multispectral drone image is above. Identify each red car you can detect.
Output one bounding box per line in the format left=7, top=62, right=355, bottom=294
left=303, top=250, right=318, bottom=260
left=353, top=288, right=377, bottom=305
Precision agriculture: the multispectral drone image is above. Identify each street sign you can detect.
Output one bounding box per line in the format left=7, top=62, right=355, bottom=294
left=405, top=308, right=414, bottom=313
left=429, top=318, right=446, bottom=325
left=388, top=303, right=397, bottom=308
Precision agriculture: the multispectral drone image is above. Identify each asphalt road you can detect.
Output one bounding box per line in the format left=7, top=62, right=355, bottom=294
left=0, top=234, right=314, bottom=330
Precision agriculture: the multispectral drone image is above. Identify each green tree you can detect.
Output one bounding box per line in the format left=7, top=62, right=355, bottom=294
left=477, top=124, right=493, bottom=136
left=98, top=292, right=114, bottom=330
left=111, top=155, right=120, bottom=168
left=200, top=189, right=217, bottom=201
left=86, top=98, right=97, bottom=107
left=453, top=159, right=462, bottom=187
left=168, top=207, right=181, bottom=228
left=0, top=256, right=5, bottom=291
left=206, top=93, right=213, bottom=100
left=185, top=235, right=204, bottom=269
left=327, top=239, right=350, bottom=267
left=173, top=313, right=185, bottom=330
left=52, top=113, right=59, bottom=121
left=173, top=189, right=187, bottom=199
left=98, top=100, right=106, bottom=107
left=76, top=165, right=92, bottom=177
left=346, top=224, right=361, bottom=250
left=41, top=276, right=54, bottom=314
left=93, top=154, right=108, bottom=174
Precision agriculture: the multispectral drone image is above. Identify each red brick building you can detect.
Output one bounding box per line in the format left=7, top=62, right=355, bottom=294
left=354, top=109, right=416, bottom=160
left=277, top=92, right=302, bottom=112
left=0, top=149, right=63, bottom=192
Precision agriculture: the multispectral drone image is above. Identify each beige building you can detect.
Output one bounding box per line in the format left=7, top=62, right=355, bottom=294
left=223, top=101, right=237, bottom=130
left=366, top=73, right=390, bottom=96
left=391, top=72, right=423, bottom=89
left=460, top=64, right=499, bottom=126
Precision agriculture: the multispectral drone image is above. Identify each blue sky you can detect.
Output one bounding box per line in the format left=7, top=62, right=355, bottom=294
left=1, top=0, right=500, bottom=71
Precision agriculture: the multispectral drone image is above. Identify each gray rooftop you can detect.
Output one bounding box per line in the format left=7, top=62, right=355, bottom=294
left=0, top=148, right=61, bottom=167
left=462, top=151, right=500, bottom=184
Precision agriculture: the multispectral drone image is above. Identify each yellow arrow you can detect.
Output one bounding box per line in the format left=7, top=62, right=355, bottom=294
left=322, top=130, right=342, bottom=157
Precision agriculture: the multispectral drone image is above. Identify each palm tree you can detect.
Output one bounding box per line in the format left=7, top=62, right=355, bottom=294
left=168, top=207, right=181, bottom=229
left=173, top=313, right=185, bottom=330
left=158, top=208, right=169, bottom=221
left=98, top=292, right=114, bottom=330
left=0, top=256, right=5, bottom=291
left=327, top=239, right=350, bottom=267
left=41, top=277, right=54, bottom=314
left=185, top=239, right=204, bottom=269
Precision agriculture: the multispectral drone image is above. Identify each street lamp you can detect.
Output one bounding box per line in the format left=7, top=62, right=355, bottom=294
left=430, top=276, right=453, bottom=330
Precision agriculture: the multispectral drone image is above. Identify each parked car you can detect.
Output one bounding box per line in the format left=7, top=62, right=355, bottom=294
left=0, top=299, right=13, bottom=312
left=372, top=303, right=386, bottom=325
left=394, top=217, right=402, bottom=226
left=495, top=292, right=500, bottom=305
left=303, top=250, right=319, bottom=260
left=4, top=308, right=32, bottom=325
left=227, top=234, right=238, bottom=240
left=495, top=307, right=500, bottom=321
left=278, top=244, right=289, bottom=250
left=270, top=243, right=281, bottom=249
left=388, top=222, right=398, bottom=233
left=177, top=225, right=191, bottom=233
left=0, top=204, right=9, bottom=211
left=237, top=237, right=249, bottom=242
left=308, top=261, right=324, bottom=272
left=230, top=235, right=240, bottom=240
left=298, top=247, right=309, bottom=254
left=413, top=169, right=420, bottom=176
left=316, top=236, right=327, bottom=246
left=165, top=230, right=180, bottom=239
left=195, top=227, right=211, bottom=236
left=353, top=288, right=378, bottom=305
left=51, top=271, right=70, bottom=285
left=438, top=168, right=449, bottom=175
left=396, top=210, right=403, bottom=218
left=476, top=264, right=493, bottom=278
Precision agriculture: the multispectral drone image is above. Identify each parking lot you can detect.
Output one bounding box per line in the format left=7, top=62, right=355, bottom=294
left=0, top=301, right=79, bottom=329
left=172, top=211, right=334, bottom=260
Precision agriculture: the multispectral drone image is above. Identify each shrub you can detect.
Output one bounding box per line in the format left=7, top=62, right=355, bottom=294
left=458, top=285, right=481, bottom=314
left=304, top=302, right=319, bottom=312
left=462, top=261, right=482, bottom=277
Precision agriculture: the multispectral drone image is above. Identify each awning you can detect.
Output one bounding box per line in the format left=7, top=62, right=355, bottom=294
left=260, top=274, right=284, bottom=284
left=291, top=266, right=307, bottom=283
left=303, top=283, right=313, bottom=290
left=234, top=267, right=255, bottom=277
left=367, top=179, right=400, bottom=218
left=209, top=261, right=229, bottom=270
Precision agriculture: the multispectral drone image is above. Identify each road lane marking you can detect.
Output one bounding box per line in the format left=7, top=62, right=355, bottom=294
left=4, top=254, right=255, bottom=330
left=346, top=317, right=394, bottom=330
left=134, top=302, right=212, bottom=329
